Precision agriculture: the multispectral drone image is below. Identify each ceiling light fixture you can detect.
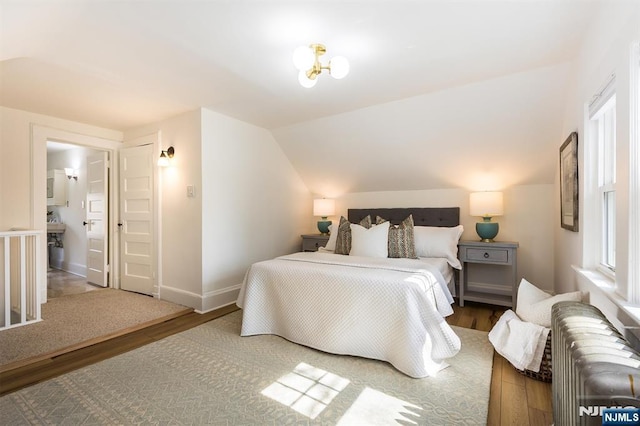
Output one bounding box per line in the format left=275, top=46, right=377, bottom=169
left=292, top=44, right=349, bottom=88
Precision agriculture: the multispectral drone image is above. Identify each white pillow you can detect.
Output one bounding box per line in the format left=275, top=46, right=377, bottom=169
left=413, top=225, right=464, bottom=269
left=349, top=222, right=390, bottom=258
left=324, top=224, right=337, bottom=251
left=515, top=278, right=582, bottom=327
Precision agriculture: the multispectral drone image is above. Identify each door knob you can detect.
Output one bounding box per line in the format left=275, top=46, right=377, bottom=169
left=83, top=221, right=88, bottom=226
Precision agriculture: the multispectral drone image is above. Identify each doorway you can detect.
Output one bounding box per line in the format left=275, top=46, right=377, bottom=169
left=46, top=141, right=110, bottom=296
left=33, top=125, right=159, bottom=303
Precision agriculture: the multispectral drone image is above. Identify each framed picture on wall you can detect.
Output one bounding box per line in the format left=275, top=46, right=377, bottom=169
left=560, top=132, right=579, bottom=231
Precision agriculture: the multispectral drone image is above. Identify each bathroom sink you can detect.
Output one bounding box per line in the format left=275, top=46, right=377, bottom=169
left=47, top=223, right=66, bottom=233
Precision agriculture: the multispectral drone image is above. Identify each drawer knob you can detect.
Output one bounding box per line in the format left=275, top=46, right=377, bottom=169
left=484, top=252, right=489, bottom=258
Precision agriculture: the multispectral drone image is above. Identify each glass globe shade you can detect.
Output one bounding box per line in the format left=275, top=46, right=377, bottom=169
left=292, top=46, right=315, bottom=71
left=298, top=70, right=317, bottom=88
left=329, top=56, right=350, bottom=79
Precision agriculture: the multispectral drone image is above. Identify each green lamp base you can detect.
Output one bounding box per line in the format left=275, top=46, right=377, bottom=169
left=317, top=218, right=332, bottom=235
left=476, top=218, right=499, bottom=242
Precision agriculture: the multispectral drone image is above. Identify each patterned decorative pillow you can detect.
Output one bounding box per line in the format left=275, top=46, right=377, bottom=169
left=376, top=215, right=418, bottom=259
left=335, top=215, right=372, bottom=255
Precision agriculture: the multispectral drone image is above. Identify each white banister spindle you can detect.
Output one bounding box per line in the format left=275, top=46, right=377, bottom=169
left=0, top=230, right=43, bottom=329
left=34, top=233, right=41, bottom=321
left=20, top=234, right=27, bottom=324
left=4, top=235, right=10, bottom=328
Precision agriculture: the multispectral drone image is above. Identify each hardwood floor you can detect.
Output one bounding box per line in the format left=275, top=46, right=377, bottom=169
left=47, top=268, right=100, bottom=299
left=447, top=301, right=553, bottom=426
left=1, top=300, right=552, bottom=425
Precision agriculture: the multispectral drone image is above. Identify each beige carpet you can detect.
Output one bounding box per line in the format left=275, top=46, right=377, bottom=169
left=0, top=310, right=494, bottom=425
left=0, top=288, right=191, bottom=370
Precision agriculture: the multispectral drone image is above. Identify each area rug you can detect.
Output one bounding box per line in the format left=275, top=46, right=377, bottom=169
left=0, top=310, right=493, bottom=425
left=0, top=289, right=191, bottom=370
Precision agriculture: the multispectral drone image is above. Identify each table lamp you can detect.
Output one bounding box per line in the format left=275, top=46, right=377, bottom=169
left=470, top=191, right=503, bottom=242
left=313, top=199, right=335, bottom=235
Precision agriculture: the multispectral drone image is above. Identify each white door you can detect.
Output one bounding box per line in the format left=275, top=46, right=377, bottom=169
left=119, top=144, right=155, bottom=295
left=86, top=152, right=109, bottom=287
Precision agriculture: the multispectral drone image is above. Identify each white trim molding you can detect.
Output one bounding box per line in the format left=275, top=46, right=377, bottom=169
left=574, top=265, right=640, bottom=350
left=159, top=284, right=241, bottom=314
left=629, top=41, right=640, bottom=304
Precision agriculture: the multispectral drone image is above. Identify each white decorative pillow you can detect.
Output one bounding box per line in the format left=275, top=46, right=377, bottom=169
left=349, top=222, right=390, bottom=258
left=324, top=224, right=337, bottom=251
left=515, top=278, right=582, bottom=327
left=413, top=225, right=464, bottom=269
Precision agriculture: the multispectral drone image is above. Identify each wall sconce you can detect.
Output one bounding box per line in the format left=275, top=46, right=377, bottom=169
left=292, top=44, right=349, bottom=88
left=469, top=191, right=504, bottom=242
left=313, top=198, right=335, bottom=235
left=158, top=146, right=175, bottom=167
left=64, top=168, right=78, bottom=180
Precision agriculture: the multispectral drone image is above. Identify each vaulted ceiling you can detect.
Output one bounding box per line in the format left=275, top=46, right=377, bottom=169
left=2, top=0, right=609, bottom=193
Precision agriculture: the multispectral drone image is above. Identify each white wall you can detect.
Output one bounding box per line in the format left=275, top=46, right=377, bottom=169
left=333, top=184, right=555, bottom=291
left=124, top=108, right=311, bottom=312
left=555, top=1, right=639, bottom=292
left=200, top=108, right=311, bottom=311
left=124, top=110, right=205, bottom=308
left=555, top=1, right=639, bottom=344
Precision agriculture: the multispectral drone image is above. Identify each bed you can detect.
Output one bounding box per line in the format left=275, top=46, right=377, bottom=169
left=236, top=207, right=464, bottom=378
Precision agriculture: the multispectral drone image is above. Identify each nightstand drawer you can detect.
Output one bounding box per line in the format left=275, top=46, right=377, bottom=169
left=301, top=234, right=329, bottom=252
left=463, top=247, right=510, bottom=264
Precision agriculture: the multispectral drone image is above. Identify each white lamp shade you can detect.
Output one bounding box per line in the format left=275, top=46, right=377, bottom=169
left=292, top=45, right=315, bottom=71
left=298, top=70, right=317, bottom=88
left=64, top=168, right=74, bottom=177
left=329, top=56, right=349, bottom=79
left=470, top=191, right=504, bottom=217
left=313, top=199, right=335, bottom=217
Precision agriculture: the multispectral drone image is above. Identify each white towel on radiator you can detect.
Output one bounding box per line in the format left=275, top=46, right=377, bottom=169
left=488, top=309, right=550, bottom=372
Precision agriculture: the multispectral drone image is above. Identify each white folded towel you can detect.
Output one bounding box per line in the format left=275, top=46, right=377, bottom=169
left=488, top=309, right=550, bottom=372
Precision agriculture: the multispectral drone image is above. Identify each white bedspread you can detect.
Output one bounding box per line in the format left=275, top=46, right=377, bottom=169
left=237, top=252, right=461, bottom=378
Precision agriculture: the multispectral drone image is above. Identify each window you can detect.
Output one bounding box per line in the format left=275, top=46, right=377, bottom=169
left=588, top=79, right=616, bottom=275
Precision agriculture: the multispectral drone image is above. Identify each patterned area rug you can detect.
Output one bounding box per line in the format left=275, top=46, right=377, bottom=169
left=0, top=310, right=493, bottom=425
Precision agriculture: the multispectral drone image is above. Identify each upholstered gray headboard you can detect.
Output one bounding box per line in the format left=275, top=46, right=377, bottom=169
left=348, top=207, right=460, bottom=227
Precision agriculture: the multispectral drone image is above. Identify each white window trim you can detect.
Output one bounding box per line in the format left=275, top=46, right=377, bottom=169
left=586, top=79, right=617, bottom=280
left=575, top=43, right=640, bottom=350
left=629, top=41, right=640, bottom=304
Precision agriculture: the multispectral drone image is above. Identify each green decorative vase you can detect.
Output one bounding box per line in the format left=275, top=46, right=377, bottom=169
left=317, top=218, right=332, bottom=235
left=476, top=217, right=499, bottom=242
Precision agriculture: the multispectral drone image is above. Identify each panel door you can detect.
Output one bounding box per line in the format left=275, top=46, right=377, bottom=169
left=119, top=144, right=155, bottom=295
left=86, top=152, right=108, bottom=287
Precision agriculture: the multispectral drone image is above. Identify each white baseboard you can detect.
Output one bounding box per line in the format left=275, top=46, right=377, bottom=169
left=199, top=284, right=241, bottom=314
left=159, top=284, right=241, bottom=313
left=60, top=262, right=87, bottom=278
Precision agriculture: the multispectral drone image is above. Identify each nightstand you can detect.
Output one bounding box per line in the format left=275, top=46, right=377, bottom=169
left=458, top=240, right=519, bottom=307
left=301, top=234, right=330, bottom=252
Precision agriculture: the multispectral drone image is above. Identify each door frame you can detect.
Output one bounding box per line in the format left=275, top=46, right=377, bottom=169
left=31, top=125, right=121, bottom=303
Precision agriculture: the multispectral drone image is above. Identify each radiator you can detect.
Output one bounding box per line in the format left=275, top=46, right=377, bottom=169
left=552, top=301, right=640, bottom=425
